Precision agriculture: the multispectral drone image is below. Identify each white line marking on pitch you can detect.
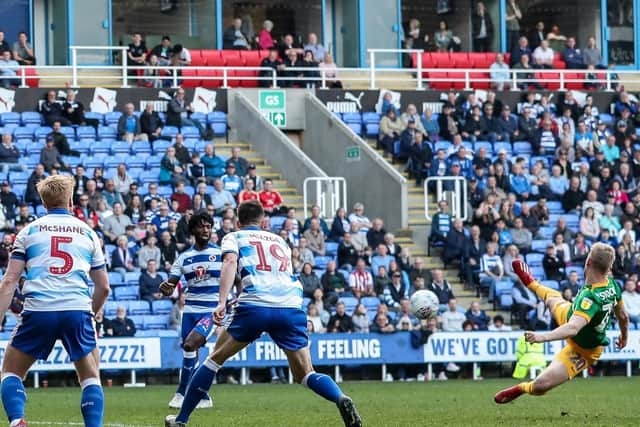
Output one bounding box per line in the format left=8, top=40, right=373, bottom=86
left=30, top=422, right=155, bottom=427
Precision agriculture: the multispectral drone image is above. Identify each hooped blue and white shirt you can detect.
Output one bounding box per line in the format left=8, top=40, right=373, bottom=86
left=170, top=243, right=223, bottom=313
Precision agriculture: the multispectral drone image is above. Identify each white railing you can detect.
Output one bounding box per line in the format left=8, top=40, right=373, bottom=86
left=303, top=177, right=348, bottom=220
left=424, top=176, right=469, bottom=222
left=0, top=45, right=637, bottom=90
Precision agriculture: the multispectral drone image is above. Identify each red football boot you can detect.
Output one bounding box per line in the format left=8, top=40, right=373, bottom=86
left=494, top=384, right=524, bottom=404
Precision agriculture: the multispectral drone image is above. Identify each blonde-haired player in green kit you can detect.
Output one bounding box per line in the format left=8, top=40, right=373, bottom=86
left=495, top=242, right=629, bottom=403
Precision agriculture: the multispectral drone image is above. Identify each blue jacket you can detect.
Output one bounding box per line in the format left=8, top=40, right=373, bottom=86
left=562, top=47, right=584, bottom=68
left=201, top=154, right=226, bottom=178
left=510, top=173, right=531, bottom=195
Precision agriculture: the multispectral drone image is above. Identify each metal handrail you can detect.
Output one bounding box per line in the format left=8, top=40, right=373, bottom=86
left=368, top=48, right=424, bottom=90
left=70, top=45, right=130, bottom=88
left=424, top=176, right=468, bottom=222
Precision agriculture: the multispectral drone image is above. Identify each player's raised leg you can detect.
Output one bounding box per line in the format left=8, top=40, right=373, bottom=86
left=1, top=346, right=36, bottom=427
left=512, top=259, right=563, bottom=312
left=285, top=347, right=362, bottom=427
left=166, top=330, right=249, bottom=427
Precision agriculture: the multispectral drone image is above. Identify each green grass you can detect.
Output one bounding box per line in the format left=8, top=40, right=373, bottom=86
left=21, top=377, right=640, bottom=426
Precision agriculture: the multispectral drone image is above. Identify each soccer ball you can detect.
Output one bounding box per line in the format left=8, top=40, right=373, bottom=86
left=410, top=290, right=440, bottom=320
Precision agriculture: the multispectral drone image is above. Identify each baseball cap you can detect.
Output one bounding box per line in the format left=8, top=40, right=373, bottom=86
left=248, top=163, right=256, bottom=169
left=617, top=120, right=627, bottom=127
left=1, top=181, right=9, bottom=186
left=46, top=135, right=54, bottom=142
left=226, top=162, right=235, bottom=168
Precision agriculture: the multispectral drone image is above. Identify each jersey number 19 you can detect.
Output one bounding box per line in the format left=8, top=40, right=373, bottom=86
left=249, top=241, right=289, bottom=272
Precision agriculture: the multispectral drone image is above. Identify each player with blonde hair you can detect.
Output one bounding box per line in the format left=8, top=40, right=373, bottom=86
left=0, top=175, right=110, bottom=427
left=495, top=242, right=628, bottom=403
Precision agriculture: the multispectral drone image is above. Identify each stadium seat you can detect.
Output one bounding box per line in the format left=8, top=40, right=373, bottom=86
left=161, top=126, right=179, bottom=139
left=198, top=69, right=223, bottom=88
left=98, top=126, right=117, bottom=140
left=361, top=296, right=381, bottom=311
left=108, top=271, right=125, bottom=287
left=339, top=296, right=359, bottom=313
left=540, top=280, right=559, bottom=290
left=427, top=71, right=448, bottom=90
left=114, top=285, right=139, bottom=301
left=124, top=271, right=140, bottom=285
left=70, top=140, right=90, bottom=155
left=531, top=240, right=548, bottom=254
left=131, top=140, right=151, bottom=155
left=364, top=123, right=379, bottom=138
left=325, top=242, right=339, bottom=257
left=538, top=226, right=554, bottom=240
left=13, top=127, right=34, bottom=140
left=530, top=266, right=546, bottom=280
left=76, top=126, right=96, bottom=140
left=212, top=122, right=227, bottom=136
left=207, top=111, right=227, bottom=124
left=127, top=300, right=150, bottom=315
left=362, top=112, right=380, bottom=124
left=104, top=301, right=119, bottom=316
left=493, top=142, right=512, bottom=154
left=498, top=293, right=513, bottom=310
left=152, top=299, right=173, bottom=314
left=152, top=139, right=172, bottom=155
left=525, top=253, right=544, bottom=268
left=474, top=141, right=493, bottom=154
left=342, top=113, right=362, bottom=124
left=513, top=142, right=532, bottom=155
left=143, top=315, right=169, bottom=330
left=546, top=201, right=563, bottom=214
left=270, top=216, right=286, bottom=231
left=83, top=154, right=107, bottom=169
left=105, top=112, right=122, bottom=126
left=181, top=126, right=200, bottom=138
left=434, top=141, right=451, bottom=152
left=347, top=123, right=362, bottom=135
left=21, top=112, right=42, bottom=126
left=314, top=256, right=332, bottom=270
left=140, top=170, right=159, bottom=184
left=129, top=315, right=145, bottom=330
left=9, top=171, right=29, bottom=185
left=110, top=141, right=131, bottom=155
left=0, top=112, right=20, bottom=126
left=565, top=214, right=579, bottom=229
left=180, top=69, right=201, bottom=88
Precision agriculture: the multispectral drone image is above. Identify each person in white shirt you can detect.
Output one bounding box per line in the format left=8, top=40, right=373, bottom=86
left=490, top=53, right=511, bottom=91
left=488, top=315, right=513, bottom=332
left=532, top=40, right=554, bottom=69
left=440, top=298, right=466, bottom=332
left=622, top=279, right=640, bottom=326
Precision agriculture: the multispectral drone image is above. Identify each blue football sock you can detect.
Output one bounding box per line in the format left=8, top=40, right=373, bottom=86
left=1, top=375, right=26, bottom=423
left=80, top=380, right=104, bottom=427
left=177, top=351, right=197, bottom=396
left=303, top=372, right=344, bottom=403
left=176, top=359, right=219, bottom=423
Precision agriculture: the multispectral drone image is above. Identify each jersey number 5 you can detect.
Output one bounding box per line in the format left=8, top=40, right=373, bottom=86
left=50, top=236, right=73, bottom=275
left=249, top=241, right=289, bottom=272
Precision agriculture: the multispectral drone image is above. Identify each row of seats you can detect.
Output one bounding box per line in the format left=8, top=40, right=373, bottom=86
left=0, top=110, right=227, bottom=130
left=103, top=299, right=172, bottom=316
left=188, top=50, right=270, bottom=67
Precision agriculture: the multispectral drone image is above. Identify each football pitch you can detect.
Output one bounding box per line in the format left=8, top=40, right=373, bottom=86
left=20, top=377, right=640, bottom=426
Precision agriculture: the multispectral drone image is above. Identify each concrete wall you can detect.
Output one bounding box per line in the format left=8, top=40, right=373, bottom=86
left=228, top=92, right=327, bottom=197
left=303, top=93, right=408, bottom=231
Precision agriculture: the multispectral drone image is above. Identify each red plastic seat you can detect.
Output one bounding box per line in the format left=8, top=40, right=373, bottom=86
left=430, top=52, right=451, bottom=68
left=503, top=52, right=511, bottom=66
left=197, top=69, right=223, bottom=88
left=201, top=50, right=223, bottom=66
left=564, top=72, right=582, bottom=90
left=448, top=71, right=466, bottom=89
left=241, top=51, right=264, bottom=67
left=469, top=72, right=490, bottom=89
left=450, top=53, right=471, bottom=68
left=180, top=69, right=201, bottom=87
left=23, top=68, right=40, bottom=88
left=427, top=71, right=449, bottom=89
left=224, top=55, right=246, bottom=67
left=189, top=50, right=206, bottom=67
left=236, top=69, right=259, bottom=87
left=468, top=53, right=492, bottom=69
left=536, top=72, right=560, bottom=90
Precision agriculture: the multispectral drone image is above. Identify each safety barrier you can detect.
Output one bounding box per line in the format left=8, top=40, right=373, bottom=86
left=424, top=176, right=469, bottom=222
left=303, top=177, right=348, bottom=220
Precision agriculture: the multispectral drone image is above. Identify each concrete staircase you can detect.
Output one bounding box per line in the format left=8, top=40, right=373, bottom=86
left=365, top=137, right=503, bottom=320
left=214, top=139, right=303, bottom=211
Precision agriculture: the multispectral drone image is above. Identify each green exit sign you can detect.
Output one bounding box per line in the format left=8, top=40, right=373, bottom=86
left=259, top=90, right=286, bottom=111
left=346, top=146, right=360, bottom=162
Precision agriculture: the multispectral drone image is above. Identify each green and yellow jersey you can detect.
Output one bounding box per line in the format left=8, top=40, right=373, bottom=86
left=567, top=276, right=622, bottom=349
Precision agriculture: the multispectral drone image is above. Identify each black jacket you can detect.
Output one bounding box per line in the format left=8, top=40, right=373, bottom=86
left=444, top=228, right=466, bottom=263
left=166, top=98, right=188, bottom=127
left=337, top=242, right=358, bottom=268
left=111, top=317, right=136, bottom=337
left=140, top=111, right=163, bottom=138
left=471, top=13, right=494, bottom=39
left=330, top=216, right=349, bottom=241
left=327, top=313, right=354, bottom=333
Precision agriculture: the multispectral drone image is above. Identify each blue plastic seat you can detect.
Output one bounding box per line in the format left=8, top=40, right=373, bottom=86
left=9, top=171, right=29, bottom=185
left=127, top=300, right=150, bottom=315
left=139, top=170, right=158, bottom=184
left=325, top=242, right=339, bottom=257
left=541, top=280, right=559, bottom=290
left=104, top=155, right=128, bottom=169
left=499, top=293, right=513, bottom=310
left=114, top=286, right=140, bottom=301
left=76, top=126, right=96, bottom=139
left=314, top=256, right=332, bottom=270
left=157, top=185, right=173, bottom=198
left=495, top=280, right=513, bottom=297
left=128, top=315, right=145, bottom=330
left=110, top=141, right=130, bottom=155
left=104, top=301, right=119, bottom=316
left=60, top=126, right=76, bottom=141
left=108, top=271, right=125, bottom=287
left=362, top=112, right=380, bottom=124
left=434, top=141, right=451, bottom=152
left=181, top=126, right=200, bottom=138
left=525, top=253, right=544, bottom=268
left=21, top=112, right=42, bottom=126
left=364, top=123, right=379, bottom=138
left=98, top=126, right=117, bottom=140
left=131, top=140, right=151, bottom=155
left=0, top=112, right=20, bottom=126
left=513, top=141, right=532, bottom=155
left=26, top=143, right=42, bottom=156
left=69, top=140, right=90, bottom=155
left=361, top=296, right=381, bottom=311
left=207, top=111, right=227, bottom=124
left=160, top=126, right=179, bottom=139
left=105, top=112, right=123, bottom=126
left=143, top=315, right=168, bottom=330
left=13, top=127, right=34, bottom=140
left=538, top=226, right=555, bottom=240
left=342, top=113, right=362, bottom=124
left=14, top=139, right=29, bottom=154
left=269, top=216, right=286, bottom=231
left=89, top=140, right=112, bottom=155
left=83, top=154, right=107, bottom=169
left=126, top=156, right=146, bottom=169
left=151, top=299, right=173, bottom=314
left=530, top=240, right=548, bottom=253
left=145, top=154, right=163, bottom=169
left=546, top=201, right=563, bottom=214
left=152, top=140, right=172, bottom=155
left=84, top=111, right=104, bottom=124
left=189, top=112, right=206, bottom=123
left=530, top=266, right=546, bottom=280
left=338, top=296, right=359, bottom=313
left=212, top=122, right=227, bottom=136
left=347, top=123, right=362, bottom=135
left=493, top=142, right=512, bottom=154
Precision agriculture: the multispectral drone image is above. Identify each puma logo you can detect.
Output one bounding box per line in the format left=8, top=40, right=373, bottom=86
left=344, top=92, right=364, bottom=110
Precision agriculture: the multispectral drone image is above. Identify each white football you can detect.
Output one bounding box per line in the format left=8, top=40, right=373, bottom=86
left=410, top=290, right=440, bottom=320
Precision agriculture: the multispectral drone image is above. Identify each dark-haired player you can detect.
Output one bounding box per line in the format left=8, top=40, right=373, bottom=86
left=165, top=200, right=362, bottom=427
left=160, top=210, right=222, bottom=410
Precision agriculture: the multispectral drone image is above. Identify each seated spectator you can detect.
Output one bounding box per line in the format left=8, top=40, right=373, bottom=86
left=0, top=134, right=25, bottom=174
left=497, top=105, right=518, bottom=142
left=345, top=258, right=371, bottom=299
left=510, top=218, right=532, bottom=253
left=143, top=54, right=162, bottom=88
left=434, top=20, right=453, bottom=52
left=490, top=53, right=510, bottom=91
left=532, top=39, right=553, bottom=69
left=0, top=32, right=8, bottom=53
left=546, top=25, right=567, bottom=51
left=552, top=232, right=571, bottom=264
left=371, top=243, right=394, bottom=274
left=579, top=207, right=600, bottom=242
left=169, top=293, right=186, bottom=331
left=307, top=302, right=327, bottom=333
left=320, top=260, right=347, bottom=299
left=374, top=266, right=391, bottom=296
left=443, top=218, right=466, bottom=266
left=599, top=204, right=622, bottom=237
left=465, top=301, right=490, bottom=330
left=281, top=50, right=305, bottom=88
left=327, top=301, right=354, bottom=333
left=574, top=121, right=595, bottom=159
left=94, top=309, right=113, bottom=337
left=110, top=306, right=136, bottom=337
left=300, top=262, right=322, bottom=298
left=622, top=280, right=640, bottom=326
left=117, top=103, right=148, bottom=144
left=543, top=243, right=565, bottom=281
left=0, top=50, right=19, bottom=88
left=151, top=36, right=172, bottom=65
left=378, top=108, right=404, bottom=155
left=428, top=269, right=454, bottom=309
left=12, top=32, right=35, bottom=65
left=489, top=315, right=512, bottom=332
left=74, top=193, right=99, bottom=231
left=40, top=136, right=68, bottom=172
left=440, top=299, right=465, bottom=332
left=223, top=17, right=250, bottom=50
left=221, top=163, right=243, bottom=197
left=366, top=218, right=386, bottom=249
left=348, top=303, right=369, bottom=333
left=110, top=235, right=136, bottom=275
left=303, top=218, right=326, bottom=256
left=140, top=102, right=163, bottom=141
left=159, top=146, right=184, bottom=186
left=534, top=118, right=560, bottom=155
left=383, top=271, right=409, bottom=311
left=561, top=270, right=582, bottom=298
left=301, top=50, right=320, bottom=88
left=41, top=91, right=71, bottom=126
left=201, top=144, right=226, bottom=182
left=421, top=108, right=440, bottom=142
left=113, top=164, right=134, bottom=197
left=137, top=234, right=161, bottom=271
left=480, top=242, right=503, bottom=300
left=172, top=44, right=191, bottom=66
left=166, top=88, right=205, bottom=137
left=171, top=134, right=191, bottom=167
left=562, top=37, right=584, bottom=69
left=259, top=48, right=284, bottom=88
left=303, top=33, right=326, bottom=64
left=333, top=231, right=358, bottom=269
left=502, top=244, right=523, bottom=282
left=139, top=260, right=164, bottom=302
left=258, top=179, right=283, bottom=215
left=63, top=89, right=98, bottom=128
left=102, top=202, right=132, bottom=244
left=510, top=36, right=531, bottom=67
left=511, top=280, right=537, bottom=329
left=509, top=163, right=531, bottom=201
left=437, top=102, right=459, bottom=141
left=370, top=312, right=395, bottom=334
left=210, top=179, right=236, bottom=215
left=24, top=165, right=45, bottom=208
left=348, top=203, right=372, bottom=251
left=561, top=176, right=584, bottom=214
left=548, top=164, right=569, bottom=200
left=601, top=134, right=620, bottom=164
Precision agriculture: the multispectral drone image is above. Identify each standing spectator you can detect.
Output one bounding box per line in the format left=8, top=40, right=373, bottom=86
left=441, top=299, right=465, bottom=332
left=0, top=182, right=18, bottom=222
left=258, top=179, right=283, bottom=214
left=465, top=301, right=490, bottom=330
left=303, top=218, right=326, bottom=256
left=327, top=301, right=354, bottom=333
left=40, top=92, right=71, bottom=126
left=434, top=20, right=453, bottom=52
left=12, top=32, right=35, bottom=65
left=547, top=25, right=567, bottom=52
left=529, top=21, right=546, bottom=50
left=405, top=18, right=430, bottom=51
left=24, top=164, right=46, bottom=207
left=0, top=50, right=19, bottom=88
left=117, top=103, right=148, bottom=144
left=172, top=44, right=191, bottom=66
left=583, top=36, right=603, bottom=68
left=471, top=2, right=494, bottom=52
left=429, top=269, right=454, bottom=308
left=562, top=37, right=584, bottom=69
left=383, top=272, right=410, bottom=311
left=532, top=40, right=554, bottom=69
left=505, top=0, right=522, bottom=51
left=490, top=54, right=510, bottom=91
left=303, top=33, right=326, bottom=63
left=0, top=32, right=9, bottom=53
left=278, top=34, right=304, bottom=59
left=127, top=33, right=147, bottom=77
left=151, top=36, right=172, bottom=65
left=110, top=306, right=136, bottom=337
left=223, top=17, right=250, bottom=50
left=166, top=88, right=206, bottom=137
left=139, top=260, right=164, bottom=302
left=140, top=102, right=163, bottom=142
left=257, top=20, right=275, bottom=50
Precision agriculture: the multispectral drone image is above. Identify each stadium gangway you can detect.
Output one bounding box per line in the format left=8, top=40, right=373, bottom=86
left=303, top=177, right=348, bottom=221
left=424, top=176, right=469, bottom=222
left=368, top=48, right=425, bottom=90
